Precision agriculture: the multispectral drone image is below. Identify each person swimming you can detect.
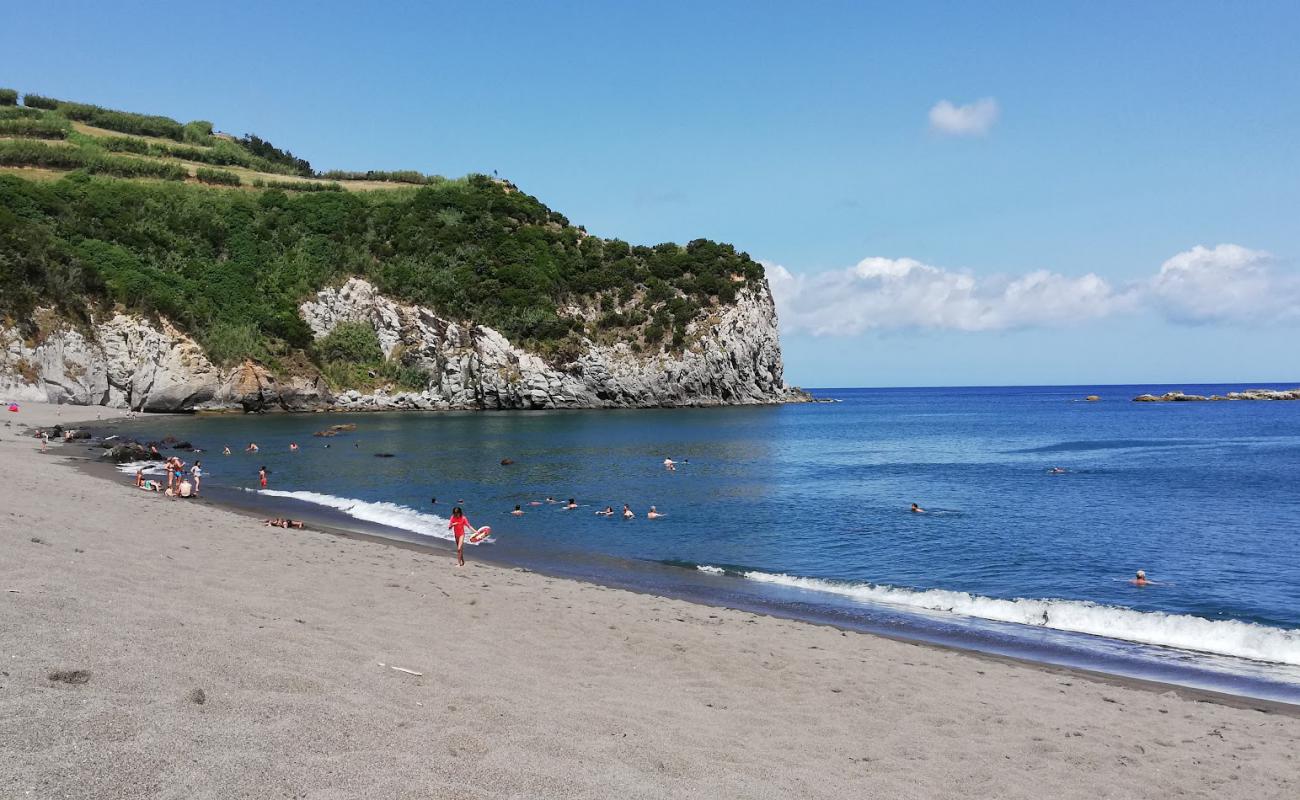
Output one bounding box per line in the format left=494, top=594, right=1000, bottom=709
left=511, top=505, right=524, bottom=516
left=911, top=503, right=925, bottom=513
left=646, top=506, right=663, bottom=519
left=1132, top=569, right=1150, bottom=587
left=596, top=506, right=614, bottom=516
left=246, top=443, right=259, bottom=453
left=1048, top=466, right=1067, bottom=475
left=545, top=496, right=558, bottom=504
left=222, top=445, right=232, bottom=456
left=565, top=498, right=578, bottom=510
left=289, top=442, right=299, bottom=452
left=622, top=504, right=634, bottom=519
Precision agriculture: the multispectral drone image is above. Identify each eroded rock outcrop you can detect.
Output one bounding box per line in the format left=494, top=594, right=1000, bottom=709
left=1, top=277, right=803, bottom=411
left=1133, top=389, right=1300, bottom=402
left=0, top=314, right=330, bottom=412
left=300, top=278, right=803, bottom=410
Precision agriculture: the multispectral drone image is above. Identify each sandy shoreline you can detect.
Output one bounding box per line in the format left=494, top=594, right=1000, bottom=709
left=2, top=404, right=1298, bottom=798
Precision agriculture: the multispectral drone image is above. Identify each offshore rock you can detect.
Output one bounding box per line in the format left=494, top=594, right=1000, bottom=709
left=1132, top=389, right=1300, bottom=402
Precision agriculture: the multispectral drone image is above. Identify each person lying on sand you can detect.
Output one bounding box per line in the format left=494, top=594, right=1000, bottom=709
left=622, top=504, right=634, bottom=519
left=139, top=479, right=161, bottom=492
left=911, top=503, right=925, bottom=513
left=263, top=518, right=305, bottom=529
left=596, top=506, right=614, bottom=516
left=646, top=506, right=663, bottom=519
left=511, top=505, right=524, bottom=516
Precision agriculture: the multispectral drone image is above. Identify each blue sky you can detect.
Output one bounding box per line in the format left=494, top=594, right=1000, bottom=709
left=7, top=1, right=1299, bottom=386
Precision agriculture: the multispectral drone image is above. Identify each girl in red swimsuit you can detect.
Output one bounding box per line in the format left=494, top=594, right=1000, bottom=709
left=448, top=506, right=472, bottom=567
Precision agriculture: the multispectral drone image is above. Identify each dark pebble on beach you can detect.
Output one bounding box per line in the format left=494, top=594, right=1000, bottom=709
left=188, top=688, right=206, bottom=705
left=48, top=669, right=91, bottom=685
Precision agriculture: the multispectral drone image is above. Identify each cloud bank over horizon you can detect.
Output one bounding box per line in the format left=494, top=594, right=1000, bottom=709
left=928, top=98, right=1000, bottom=136
left=765, top=244, right=1296, bottom=336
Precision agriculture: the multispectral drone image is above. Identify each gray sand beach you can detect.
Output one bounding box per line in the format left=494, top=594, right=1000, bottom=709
left=1, top=403, right=1297, bottom=799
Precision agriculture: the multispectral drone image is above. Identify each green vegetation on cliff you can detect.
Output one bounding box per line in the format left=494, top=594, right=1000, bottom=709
left=0, top=91, right=767, bottom=380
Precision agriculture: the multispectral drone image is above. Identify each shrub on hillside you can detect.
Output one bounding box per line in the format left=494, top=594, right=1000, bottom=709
left=0, top=117, right=71, bottom=139
left=238, top=133, right=311, bottom=176
left=315, top=321, right=383, bottom=364
left=18, top=95, right=184, bottom=140
left=0, top=89, right=18, bottom=106
left=182, top=120, right=213, bottom=144
left=195, top=167, right=240, bottom=186
left=251, top=178, right=343, bottom=192
left=0, top=106, right=44, bottom=120
left=22, top=93, right=59, bottom=110
left=318, top=169, right=442, bottom=185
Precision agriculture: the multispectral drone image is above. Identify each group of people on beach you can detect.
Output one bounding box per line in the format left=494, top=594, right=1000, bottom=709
left=134, top=456, right=202, bottom=499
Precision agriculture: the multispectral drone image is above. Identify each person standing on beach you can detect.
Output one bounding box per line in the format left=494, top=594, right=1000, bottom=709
left=258, top=466, right=268, bottom=489
left=448, top=506, right=473, bottom=567
left=40, top=431, right=48, bottom=452
left=190, top=461, right=202, bottom=495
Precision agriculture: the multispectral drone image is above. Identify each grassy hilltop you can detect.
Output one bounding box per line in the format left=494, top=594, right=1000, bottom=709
left=0, top=89, right=765, bottom=389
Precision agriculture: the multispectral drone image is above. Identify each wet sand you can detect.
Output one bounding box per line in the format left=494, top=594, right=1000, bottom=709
left=1, top=403, right=1297, bottom=799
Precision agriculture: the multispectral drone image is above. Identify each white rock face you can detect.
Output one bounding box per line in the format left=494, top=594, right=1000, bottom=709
left=0, top=314, right=328, bottom=412
left=0, top=277, right=802, bottom=411
left=300, top=277, right=802, bottom=410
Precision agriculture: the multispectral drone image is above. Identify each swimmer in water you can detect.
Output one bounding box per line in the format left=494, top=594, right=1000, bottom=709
left=1048, top=466, right=1067, bottom=475
left=511, top=505, right=524, bottom=516
left=565, top=498, right=578, bottom=510
left=911, top=503, right=925, bottom=513
left=258, top=466, right=268, bottom=489
left=622, top=504, right=634, bottom=520
left=596, top=506, right=614, bottom=516
left=1132, top=569, right=1150, bottom=587
left=222, top=445, right=232, bottom=456
left=289, top=442, right=299, bottom=452
left=545, top=496, right=558, bottom=504
left=646, top=506, right=663, bottom=519
left=246, top=443, right=259, bottom=453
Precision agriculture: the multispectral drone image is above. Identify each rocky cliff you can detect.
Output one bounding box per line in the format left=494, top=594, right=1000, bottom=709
left=1, top=278, right=804, bottom=412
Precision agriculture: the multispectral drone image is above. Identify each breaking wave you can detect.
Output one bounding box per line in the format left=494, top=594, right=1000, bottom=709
left=694, top=566, right=1300, bottom=666
left=257, top=489, right=491, bottom=544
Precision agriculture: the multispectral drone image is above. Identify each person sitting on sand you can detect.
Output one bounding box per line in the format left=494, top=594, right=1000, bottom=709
left=176, top=479, right=193, bottom=499
left=512, top=505, right=524, bottom=516
left=448, top=506, right=473, bottom=567
left=911, top=503, right=925, bottom=513
left=246, top=443, right=259, bottom=453
left=646, top=506, right=663, bottom=519
left=565, top=498, right=578, bottom=510
left=141, top=479, right=160, bottom=492
left=223, top=445, right=232, bottom=456
left=622, top=504, right=634, bottom=520
left=134, top=469, right=144, bottom=489
left=596, top=506, right=614, bottom=516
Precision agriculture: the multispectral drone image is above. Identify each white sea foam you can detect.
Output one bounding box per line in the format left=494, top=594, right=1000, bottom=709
left=692, top=567, right=1300, bottom=666
left=695, top=565, right=725, bottom=575
left=115, top=460, right=165, bottom=476
left=258, top=489, right=491, bottom=544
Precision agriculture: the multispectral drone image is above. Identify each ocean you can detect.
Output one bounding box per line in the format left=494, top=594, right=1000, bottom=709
left=115, top=384, right=1300, bottom=701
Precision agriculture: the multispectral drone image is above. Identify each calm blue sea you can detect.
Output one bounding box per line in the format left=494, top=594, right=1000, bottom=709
left=118, top=384, right=1300, bottom=701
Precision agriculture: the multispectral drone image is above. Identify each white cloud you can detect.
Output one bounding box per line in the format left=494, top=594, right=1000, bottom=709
left=1148, top=244, right=1297, bottom=323
left=766, top=244, right=1296, bottom=336
left=928, top=97, right=1000, bottom=137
